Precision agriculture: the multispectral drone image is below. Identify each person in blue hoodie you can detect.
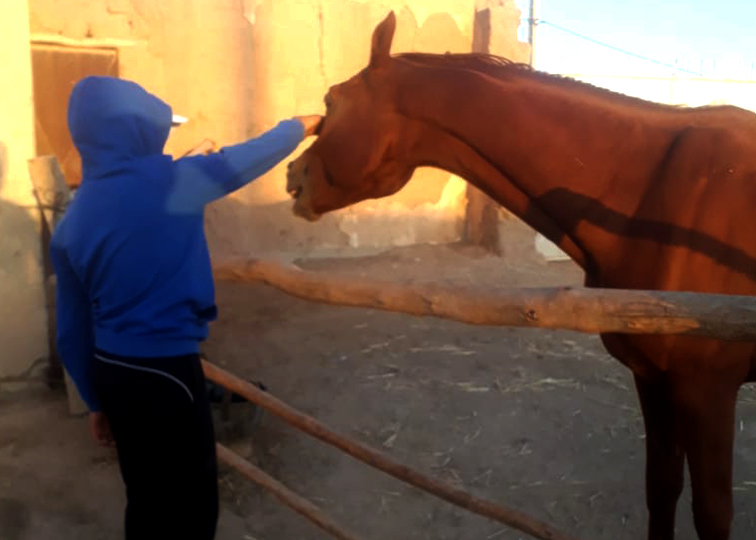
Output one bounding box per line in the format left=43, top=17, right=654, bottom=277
left=50, top=76, right=322, bottom=540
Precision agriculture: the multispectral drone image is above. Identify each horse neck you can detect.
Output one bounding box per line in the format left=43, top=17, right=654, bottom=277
left=394, top=60, right=680, bottom=273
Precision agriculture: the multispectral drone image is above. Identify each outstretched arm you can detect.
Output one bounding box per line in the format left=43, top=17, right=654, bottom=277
left=167, top=115, right=322, bottom=213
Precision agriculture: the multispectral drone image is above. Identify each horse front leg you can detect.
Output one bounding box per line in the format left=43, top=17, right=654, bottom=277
left=672, top=376, right=738, bottom=540
left=634, top=374, right=685, bottom=540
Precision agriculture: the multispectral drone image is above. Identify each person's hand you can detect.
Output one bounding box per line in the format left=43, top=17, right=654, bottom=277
left=89, top=412, right=115, bottom=447
left=294, top=115, right=323, bottom=137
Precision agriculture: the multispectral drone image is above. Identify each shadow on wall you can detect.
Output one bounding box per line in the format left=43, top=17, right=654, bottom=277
left=204, top=196, right=351, bottom=263
left=176, top=140, right=351, bottom=262
left=204, top=189, right=468, bottom=263
left=0, top=141, right=54, bottom=384
left=0, top=141, right=38, bottom=280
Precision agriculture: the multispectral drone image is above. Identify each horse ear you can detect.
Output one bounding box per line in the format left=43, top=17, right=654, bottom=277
left=370, top=11, right=396, bottom=68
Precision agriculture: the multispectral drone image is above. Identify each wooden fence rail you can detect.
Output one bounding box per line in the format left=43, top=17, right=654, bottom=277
left=203, top=360, right=579, bottom=540
left=216, top=443, right=368, bottom=540
left=215, top=259, right=756, bottom=341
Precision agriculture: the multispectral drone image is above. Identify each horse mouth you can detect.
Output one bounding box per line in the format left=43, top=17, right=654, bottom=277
left=292, top=198, right=322, bottom=222
left=288, top=186, right=303, bottom=199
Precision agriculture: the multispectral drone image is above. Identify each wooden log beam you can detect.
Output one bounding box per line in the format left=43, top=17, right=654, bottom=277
left=203, top=361, right=580, bottom=540
left=214, top=259, right=756, bottom=341
left=216, top=444, right=367, bottom=540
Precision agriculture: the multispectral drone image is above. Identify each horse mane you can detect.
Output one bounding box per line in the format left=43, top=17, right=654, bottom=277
left=395, top=52, right=690, bottom=112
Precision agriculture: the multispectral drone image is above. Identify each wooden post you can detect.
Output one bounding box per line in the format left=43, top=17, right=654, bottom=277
left=463, top=7, right=502, bottom=255
left=28, top=155, right=87, bottom=415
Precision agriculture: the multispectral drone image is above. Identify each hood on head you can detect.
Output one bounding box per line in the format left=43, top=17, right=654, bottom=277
left=67, top=76, right=173, bottom=175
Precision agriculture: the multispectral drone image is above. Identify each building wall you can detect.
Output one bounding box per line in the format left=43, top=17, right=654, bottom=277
left=28, top=0, right=482, bottom=261
left=0, top=0, right=49, bottom=378
left=217, top=0, right=479, bottom=260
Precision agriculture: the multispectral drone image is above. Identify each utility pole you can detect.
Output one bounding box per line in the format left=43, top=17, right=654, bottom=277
left=529, top=0, right=540, bottom=68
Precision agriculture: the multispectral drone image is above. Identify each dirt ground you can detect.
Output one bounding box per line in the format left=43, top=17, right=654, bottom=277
left=2, top=241, right=756, bottom=540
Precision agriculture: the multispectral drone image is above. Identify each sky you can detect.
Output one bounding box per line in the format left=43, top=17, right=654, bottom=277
left=512, top=0, right=756, bottom=79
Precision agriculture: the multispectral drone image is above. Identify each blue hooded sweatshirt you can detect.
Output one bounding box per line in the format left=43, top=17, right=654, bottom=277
left=50, top=76, right=305, bottom=411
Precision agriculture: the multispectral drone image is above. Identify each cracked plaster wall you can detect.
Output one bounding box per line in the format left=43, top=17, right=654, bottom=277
left=0, top=0, right=49, bottom=378
left=28, top=0, right=483, bottom=261
left=232, top=0, right=485, bottom=260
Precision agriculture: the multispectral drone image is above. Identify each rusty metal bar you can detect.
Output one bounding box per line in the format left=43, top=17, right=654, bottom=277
left=216, top=443, right=367, bottom=540
left=204, top=360, right=579, bottom=540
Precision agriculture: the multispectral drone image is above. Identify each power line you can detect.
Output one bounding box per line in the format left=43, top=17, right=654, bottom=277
left=530, top=19, right=704, bottom=76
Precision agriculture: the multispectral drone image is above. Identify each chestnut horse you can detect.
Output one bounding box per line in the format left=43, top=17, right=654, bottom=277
left=286, top=12, right=756, bottom=540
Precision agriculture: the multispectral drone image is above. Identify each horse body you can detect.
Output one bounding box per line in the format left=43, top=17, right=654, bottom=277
left=286, top=12, right=756, bottom=539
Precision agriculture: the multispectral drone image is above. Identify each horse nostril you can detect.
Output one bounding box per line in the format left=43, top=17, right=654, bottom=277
left=303, top=164, right=309, bottom=176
